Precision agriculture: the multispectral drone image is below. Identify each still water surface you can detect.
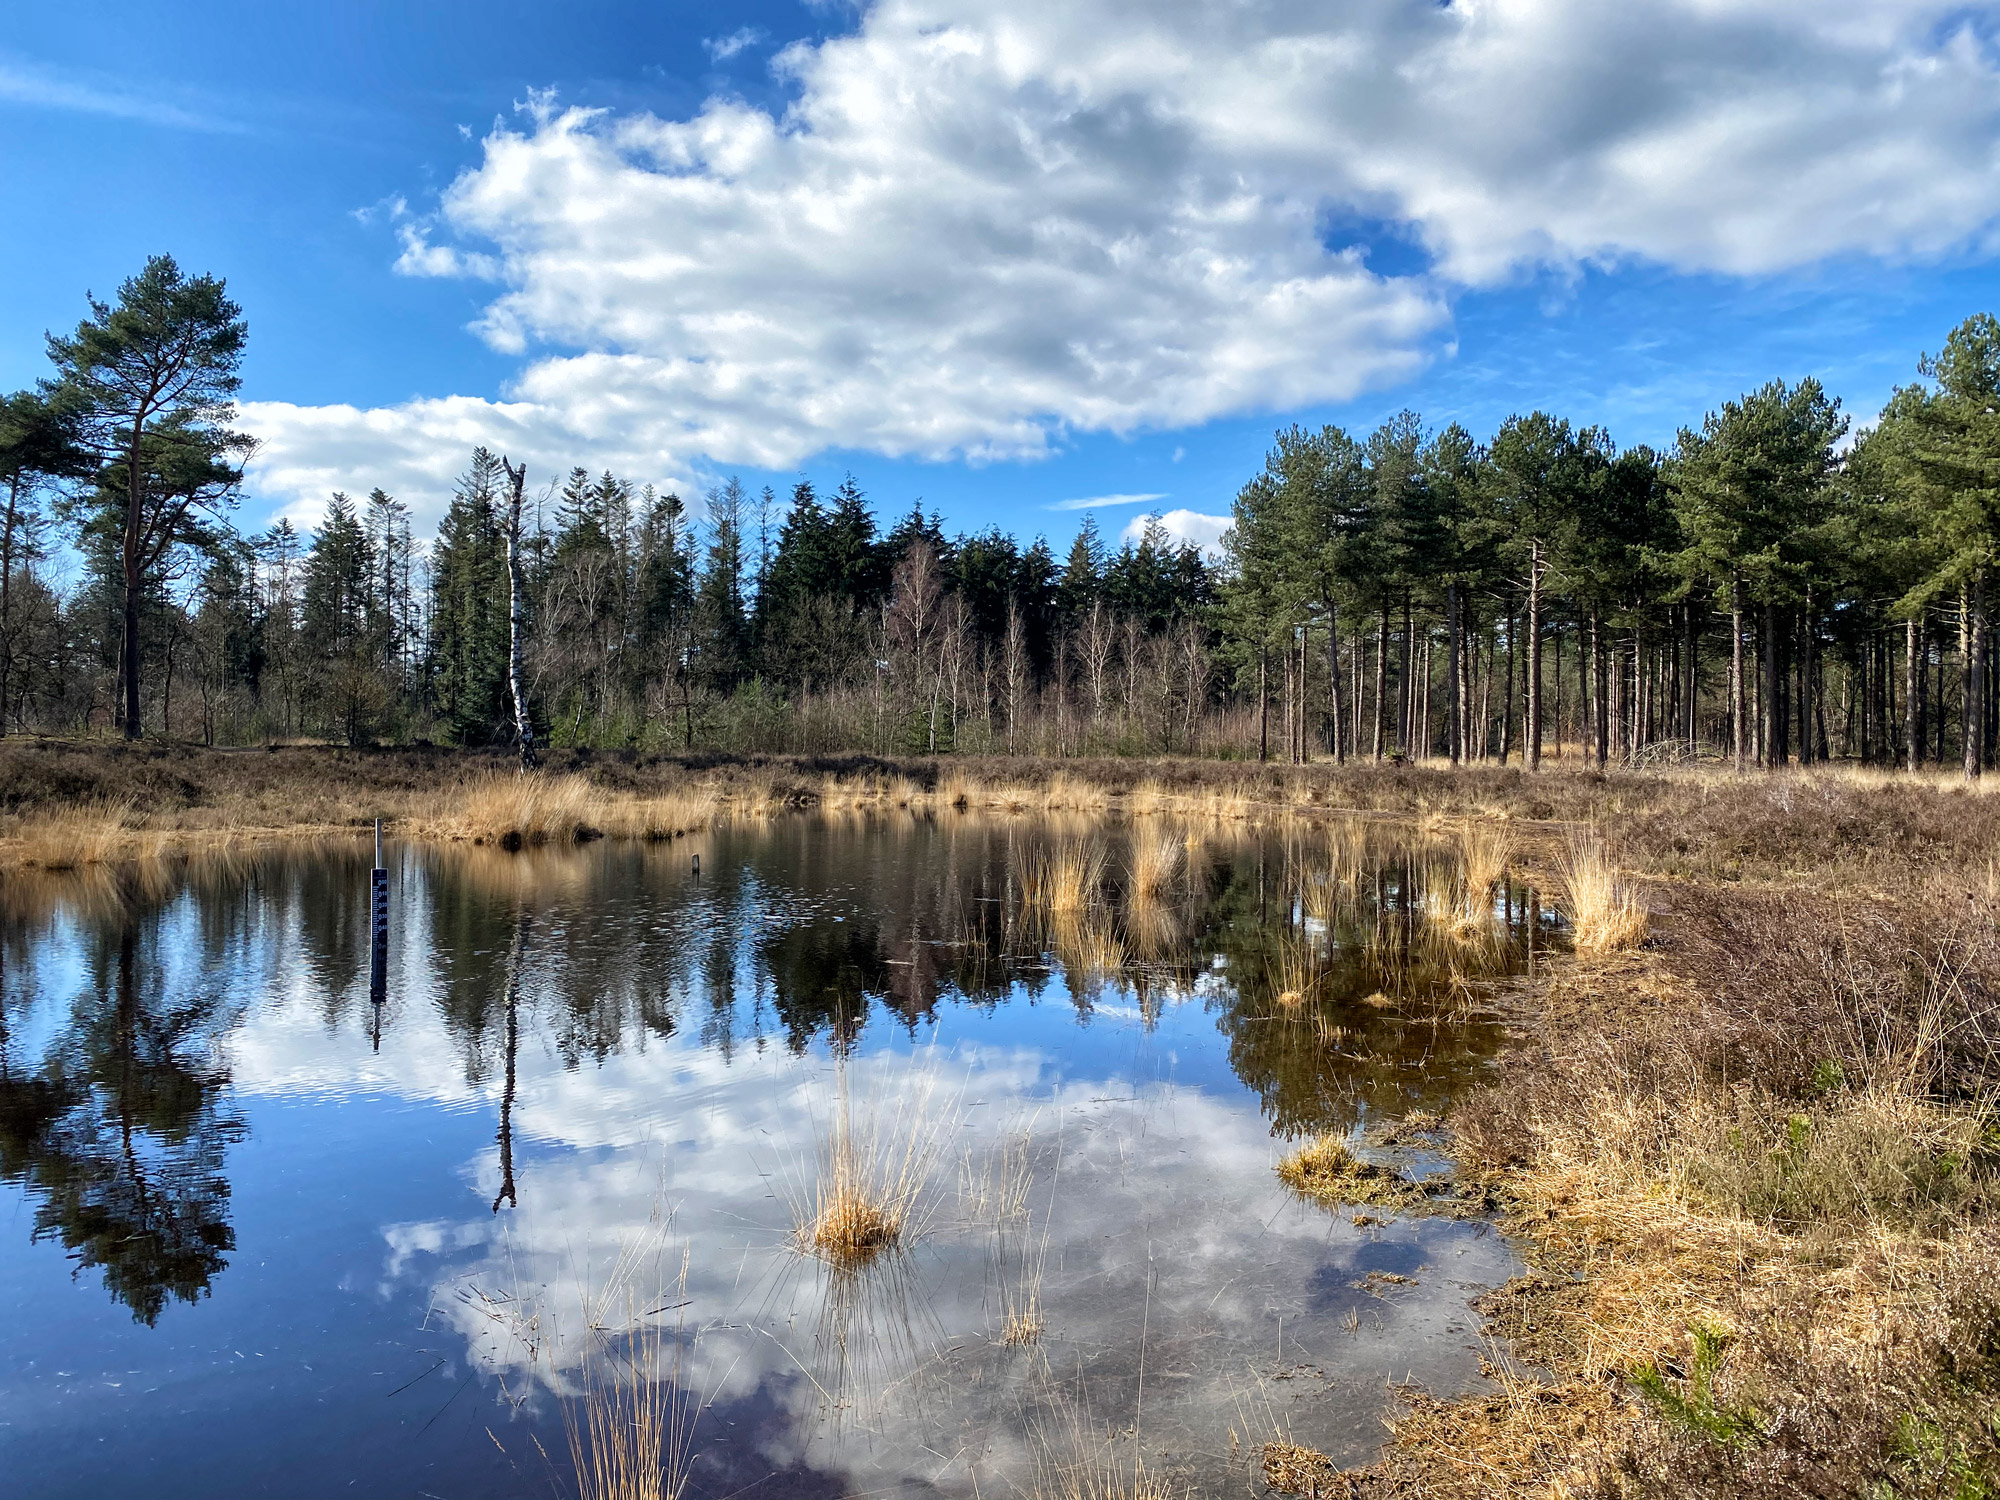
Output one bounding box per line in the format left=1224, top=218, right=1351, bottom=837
left=0, top=817, right=1548, bottom=1498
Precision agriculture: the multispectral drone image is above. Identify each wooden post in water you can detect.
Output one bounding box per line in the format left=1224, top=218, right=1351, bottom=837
left=369, top=819, right=389, bottom=1018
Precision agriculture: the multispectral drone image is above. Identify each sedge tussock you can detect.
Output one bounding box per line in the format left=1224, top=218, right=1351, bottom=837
left=1458, top=820, right=1513, bottom=905
left=1268, top=938, right=1323, bottom=1011
left=1026, top=841, right=1108, bottom=913
left=1275, top=1135, right=1417, bottom=1208
left=419, top=771, right=600, bottom=848
left=1557, top=836, right=1646, bottom=954
left=1126, top=824, right=1182, bottom=901
left=791, top=1057, right=958, bottom=1269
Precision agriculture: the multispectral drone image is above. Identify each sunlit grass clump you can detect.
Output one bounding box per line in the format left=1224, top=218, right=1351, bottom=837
left=1276, top=1135, right=1416, bottom=1208
left=12, top=795, right=144, bottom=869
left=1126, top=823, right=1182, bottom=901
left=1025, top=840, right=1108, bottom=913
left=1558, top=835, right=1647, bottom=953
left=793, top=1061, right=956, bottom=1270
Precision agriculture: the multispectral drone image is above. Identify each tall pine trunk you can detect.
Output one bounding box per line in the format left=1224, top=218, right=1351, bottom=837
left=1446, top=582, right=1462, bottom=764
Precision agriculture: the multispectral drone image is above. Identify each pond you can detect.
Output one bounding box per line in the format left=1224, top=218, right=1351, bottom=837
left=0, top=814, right=1552, bottom=1499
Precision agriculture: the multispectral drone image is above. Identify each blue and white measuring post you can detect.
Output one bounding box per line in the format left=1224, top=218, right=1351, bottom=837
left=369, top=818, right=389, bottom=1006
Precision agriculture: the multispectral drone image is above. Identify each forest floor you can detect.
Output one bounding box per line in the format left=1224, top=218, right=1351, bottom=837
left=6, top=738, right=2000, bottom=1494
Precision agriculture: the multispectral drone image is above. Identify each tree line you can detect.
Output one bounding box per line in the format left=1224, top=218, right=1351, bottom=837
left=5, top=255, right=1997, bottom=772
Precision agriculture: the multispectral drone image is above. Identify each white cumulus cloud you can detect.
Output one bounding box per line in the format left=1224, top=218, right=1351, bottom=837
left=1123, top=508, right=1232, bottom=559
left=245, top=0, right=2000, bottom=528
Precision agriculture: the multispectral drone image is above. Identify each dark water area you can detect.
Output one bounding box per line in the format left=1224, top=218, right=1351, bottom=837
left=0, top=816, right=1553, bottom=1499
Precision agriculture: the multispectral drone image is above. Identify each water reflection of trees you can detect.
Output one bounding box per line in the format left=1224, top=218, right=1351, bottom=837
left=0, top=908, right=246, bottom=1324
left=0, top=816, right=1541, bottom=1316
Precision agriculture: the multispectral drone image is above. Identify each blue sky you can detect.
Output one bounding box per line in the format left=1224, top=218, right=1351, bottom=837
left=5, top=1, right=2000, bottom=556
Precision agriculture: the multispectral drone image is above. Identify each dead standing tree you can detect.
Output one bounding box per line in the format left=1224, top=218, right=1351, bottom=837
left=501, top=457, right=539, bottom=772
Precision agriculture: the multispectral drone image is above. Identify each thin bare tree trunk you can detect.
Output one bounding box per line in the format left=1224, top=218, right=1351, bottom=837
left=1526, top=539, right=1543, bottom=769
left=501, top=458, right=538, bottom=772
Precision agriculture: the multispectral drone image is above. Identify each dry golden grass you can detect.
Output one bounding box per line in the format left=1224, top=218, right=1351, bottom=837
left=1026, top=841, right=1108, bottom=913
left=563, top=1253, right=699, bottom=1500
left=1126, top=823, right=1182, bottom=901
left=1269, top=937, right=1322, bottom=1011
left=1275, top=1135, right=1418, bottom=1208
left=1260, top=1441, right=1340, bottom=1497
left=1459, top=818, right=1514, bottom=903
left=791, top=1059, right=956, bottom=1270
left=11, top=796, right=145, bottom=869
left=1556, top=835, right=1646, bottom=953
left=1047, top=913, right=1127, bottom=982
left=414, top=771, right=600, bottom=847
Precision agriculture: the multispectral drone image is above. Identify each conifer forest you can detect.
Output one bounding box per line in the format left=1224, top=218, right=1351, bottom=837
left=9, top=256, right=2000, bottom=774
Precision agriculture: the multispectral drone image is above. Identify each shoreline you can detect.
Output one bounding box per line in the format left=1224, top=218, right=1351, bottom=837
left=6, top=740, right=2000, bottom=1491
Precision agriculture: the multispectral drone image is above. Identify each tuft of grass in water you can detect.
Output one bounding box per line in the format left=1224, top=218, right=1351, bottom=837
left=792, top=1057, right=956, bottom=1269
left=1260, top=1441, right=1340, bottom=1497
left=1557, top=835, right=1646, bottom=953
left=1268, top=938, right=1322, bottom=1012
left=1026, top=841, right=1108, bottom=913
left=1126, top=824, right=1182, bottom=902
left=1457, top=818, right=1514, bottom=901
left=1276, top=1135, right=1419, bottom=1208
left=563, top=1251, right=699, bottom=1500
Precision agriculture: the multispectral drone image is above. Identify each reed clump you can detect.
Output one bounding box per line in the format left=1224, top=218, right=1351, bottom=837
left=12, top=795, right=142, bottom=869
left=793, top=1061, right=955, bottom=1270
left=1126, top=823, right=1182, bottom=901
left=1557, top=835, right=1646, bottom=953
left=1025, top=841, right=1108, bottom=913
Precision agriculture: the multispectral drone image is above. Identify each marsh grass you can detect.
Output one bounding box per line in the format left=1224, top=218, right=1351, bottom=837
left=790, top=1055, right=958, bottom=1269
left=1125, top=824, right=1183, bottom=902
left=12, top=795, right=143, bottom=868
left=1268, top=938, right=1323, bottom=1012
left=562, top=1246, right=698, bottom=1500
left=1275, top=1135, right=1418, bottom=1208
left=1026, top=841, right=1109, bottom=913
left=1404, top=886, right=2000, bottom=1496
left=1556, top=835, right=1646, bottom=953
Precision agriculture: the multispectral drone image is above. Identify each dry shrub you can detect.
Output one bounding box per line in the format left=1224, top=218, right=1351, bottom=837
left=1429, top=886, right=2000, bottom=1498
left=1557, top=836, right=1647, bottom=953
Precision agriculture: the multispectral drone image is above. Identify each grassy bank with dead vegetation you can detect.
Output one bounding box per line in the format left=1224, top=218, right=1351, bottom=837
left=1303, top=877, right=2000, bottom=1497
left=11, top=737, right=2000, bottom=879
